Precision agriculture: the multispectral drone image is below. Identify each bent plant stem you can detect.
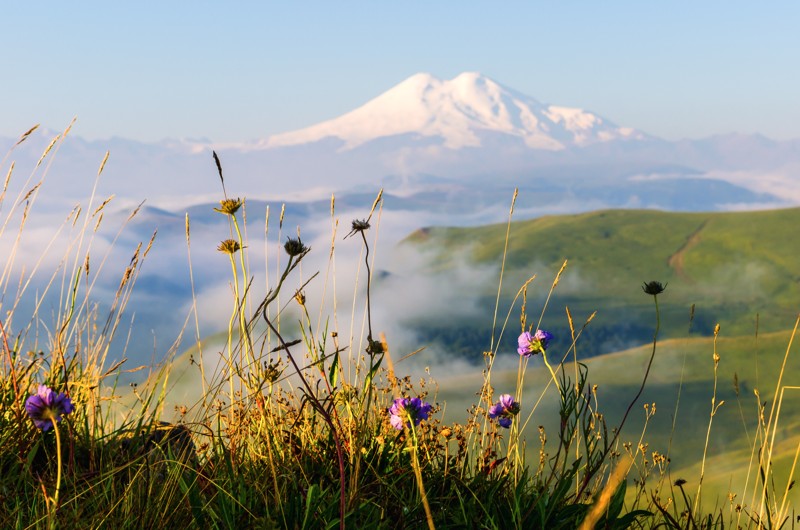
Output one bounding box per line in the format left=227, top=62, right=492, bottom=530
left=360, top=231, right=374, bottom=348
left=351, top=227, right=383, bottom=501
left=541, top=350, right=561, bottom=394
left=580, top=292, right=661, bottom=499
left=358, top=229, right=381, bottom=417
left=263, top=316, right=346, bottom=530
left=614, top=292, right=661, bottom=443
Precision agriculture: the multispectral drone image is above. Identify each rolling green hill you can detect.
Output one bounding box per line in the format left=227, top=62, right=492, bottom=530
left=402, top=207, right=800, bottom=359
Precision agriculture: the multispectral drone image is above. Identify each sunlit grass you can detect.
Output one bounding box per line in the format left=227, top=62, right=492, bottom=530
left=1, top=126, right=799, bottom=528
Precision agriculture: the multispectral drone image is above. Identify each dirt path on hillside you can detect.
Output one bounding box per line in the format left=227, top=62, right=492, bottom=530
left=668, top=219, right=709, bottom=282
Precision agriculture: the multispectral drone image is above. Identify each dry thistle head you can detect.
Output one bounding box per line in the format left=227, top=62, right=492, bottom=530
left=214, top=197, right=243, bottom=216
left=217, top=239, right=241, bottom=254
left=284, top=237, right=308, bottom=257
left=351, top=218, right=370, bottom=232
left=345, top=218, right=371, bottom=238
left=641, top=280, right=666, bottom=296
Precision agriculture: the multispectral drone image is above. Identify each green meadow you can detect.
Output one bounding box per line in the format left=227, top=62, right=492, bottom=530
left=404, top=207, right=800, bottom=355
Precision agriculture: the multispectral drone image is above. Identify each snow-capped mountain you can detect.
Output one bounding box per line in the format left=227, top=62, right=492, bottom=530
left=2, top=71, right=798, bottom=208
left=262, top=72, right=647, bottom=151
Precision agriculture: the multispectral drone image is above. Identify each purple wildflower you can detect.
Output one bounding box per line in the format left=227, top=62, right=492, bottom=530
left=488, top=393, right=520, bottom=429
left=389, top=397, right=432, bottom=430
left=25, top=384, right=74, bottom=431
left=517, top=329, right=553, bottom=358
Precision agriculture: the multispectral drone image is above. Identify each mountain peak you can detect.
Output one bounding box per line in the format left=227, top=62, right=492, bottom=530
left=265, top=72, right=645, bottom=151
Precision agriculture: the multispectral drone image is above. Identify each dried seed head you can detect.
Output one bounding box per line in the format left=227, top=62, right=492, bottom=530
left=263, top=361, right=282, bottom=383
left=284, top=237, right=308, bottom=257
left=345, top=218, right=371, bottom=238
left=367, top=339, right=384, bottom=355
left=217, top=239, right=241, bottom=254
left=351, top=218, right=370, bottom=232
left=294, top=290, right=306, bottom=306
left=214, top=197, right=243, bottom=216
left=642, top=280, right=667, bottom=296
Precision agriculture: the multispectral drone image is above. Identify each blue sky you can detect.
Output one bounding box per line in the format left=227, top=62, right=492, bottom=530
left=2, top=2, right=799, bottom=142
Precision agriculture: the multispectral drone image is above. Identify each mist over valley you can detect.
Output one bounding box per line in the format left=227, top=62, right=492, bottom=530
left=3, top=73, right=799, bottom=376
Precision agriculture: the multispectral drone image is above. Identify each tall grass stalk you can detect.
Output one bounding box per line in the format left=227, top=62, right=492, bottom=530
left=694, top=323, right=724, bottom=515
left=747, top=314, right=800, bottom=527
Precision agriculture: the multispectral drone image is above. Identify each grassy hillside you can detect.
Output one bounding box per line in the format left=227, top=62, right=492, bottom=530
left=402, top=207, right=800, bottom=358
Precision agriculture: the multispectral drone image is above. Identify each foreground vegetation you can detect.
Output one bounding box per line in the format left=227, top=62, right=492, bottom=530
left=1, top=127, right=798, bottom=528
